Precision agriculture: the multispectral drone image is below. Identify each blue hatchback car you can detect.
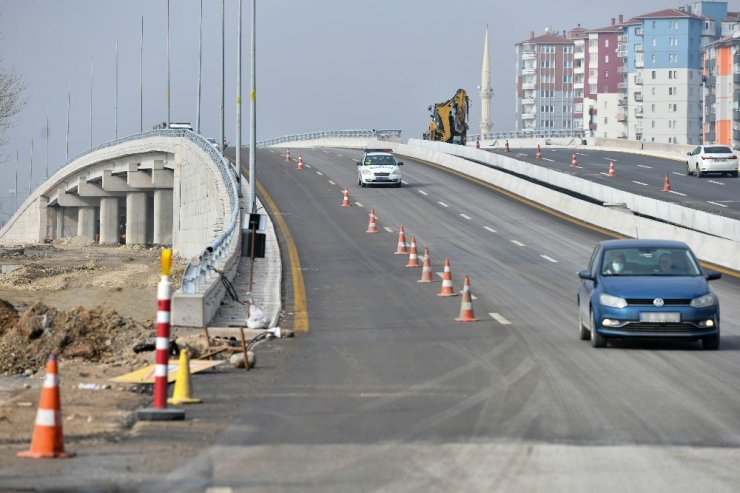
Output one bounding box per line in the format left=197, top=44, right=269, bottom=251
left=577, top=239, right=721, bottom=349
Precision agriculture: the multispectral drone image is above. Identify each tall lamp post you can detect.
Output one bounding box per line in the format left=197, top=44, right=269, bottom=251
left=249, top=0, right=256, bottom=213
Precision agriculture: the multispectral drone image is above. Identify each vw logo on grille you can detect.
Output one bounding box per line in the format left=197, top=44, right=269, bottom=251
left=653, top=298, right=665, bottom=307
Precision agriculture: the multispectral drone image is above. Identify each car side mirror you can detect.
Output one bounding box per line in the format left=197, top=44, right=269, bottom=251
left=577, top=270, right=594, bottom=280
left=705, top=270, right=722, bottom=281
left=356, top=161, right=361, bottom=166
left=397, top=162, right=404, bottom=166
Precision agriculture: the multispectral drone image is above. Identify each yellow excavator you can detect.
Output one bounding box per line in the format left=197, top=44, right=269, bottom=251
left=424, top=89, right=470, bottom=144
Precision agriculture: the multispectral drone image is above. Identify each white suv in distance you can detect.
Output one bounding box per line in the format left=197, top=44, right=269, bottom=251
left=686, top=145, right=738, bottom=178
left=357, top=149, right=403, bottom=187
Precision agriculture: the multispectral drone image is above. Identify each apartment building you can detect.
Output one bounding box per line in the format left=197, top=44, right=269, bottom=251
left=702, top=18, right=740, bottom=147
left=515, top=1, right=731, bottom=144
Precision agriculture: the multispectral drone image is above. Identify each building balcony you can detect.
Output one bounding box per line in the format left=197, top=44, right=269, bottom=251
left=522, top=113, right=536, bottom=120
left=522, top=82, right=536, bottom=90
left=618, top=66, right=627, bottom=73
left=734, top=72, right=740, bottom=83
left=702, top=25, right=716, bottom=37
left=522, top=51, right=536, bottom=60
left=635, top=27, right=643, bottom=36
left=522, top=98, right=535, bottom=105
left=634, top=92, right=643, bottom=101
left=635, top=44, right=643, bottom=52
left=617, top=113, right=627, bottom=122
left=635, top=60, right=644, bottom=68
left=705, top=113, right=716, bottom=123
left=635, top=76, right=643, bottom=85
left=574, top=66, right=584, bottom=74
left=705, top=75, right=716, bottom=86
left=618, top=35, right=628, bottom=42
left=588, top=77, right=597, bottom=85
left=617, top=49, right=628, bottom=58
left=522, top=67, right=536, bottom=75
left=618, top=97, right=628, bottom=106
left=635, top=106, right=643, bottom=118
left=705, top=94, right=716, bottom=105
left=734, top=109, right=740, bottom=121
left=705, top=131, right=716, bottom=142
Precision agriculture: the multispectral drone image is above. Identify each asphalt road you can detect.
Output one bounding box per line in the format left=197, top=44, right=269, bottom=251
left=486, top=146, right=740, bottom=220
left=5, top=146, right=740, bottom=492
left=159, top=147, right=740, bottom=492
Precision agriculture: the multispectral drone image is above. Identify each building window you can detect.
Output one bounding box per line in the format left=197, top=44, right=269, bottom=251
left=604, top=55, right=609, bottom=63
left=652, top=54, right=656, bottom=63
left=652, top=70, right=656, bottom=79
left=652, top=38, right=657, bottom=47
left=605, top=39, right=609, bottom=48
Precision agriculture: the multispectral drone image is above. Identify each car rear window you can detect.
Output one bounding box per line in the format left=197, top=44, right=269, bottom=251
left=705, top=146, right=733, bottom=154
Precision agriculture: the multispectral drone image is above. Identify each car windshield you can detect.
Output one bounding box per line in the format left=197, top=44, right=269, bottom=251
left=704, top=146, right=732, bottom=154
left=601, top=247, right=701, bottom=276
left=365, top=155, right=395, bottom=166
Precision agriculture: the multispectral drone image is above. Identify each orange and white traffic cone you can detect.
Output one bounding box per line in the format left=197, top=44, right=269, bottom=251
left=395, top=226, right=408, bottom=255
left=437, top=258, right=459, bottom=297
left=406, top=237, right=421, bottom=267
left=18, top=352, right=75, bottom=459
left=535, top=144, right=542, bottom=160
left=608, top=160, right=616, bottom=177
left=341, top=187, right=351, bottom=207
left=571, top=152, right=578, bottom=168
left=296, top=155, right=304, bottom=171
left=455, top=276, right=480, bottom=322
left=418, top=248, right=436, bottom=283
left=476, top=138, right=480, bottom=149
left=285, top=149, right=291, bottom=162
left=366, top=209, right=379, bottom=233
left=662, top=173, right=671, bottom=192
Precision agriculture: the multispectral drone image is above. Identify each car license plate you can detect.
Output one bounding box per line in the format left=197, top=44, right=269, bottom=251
left=715, top=159, right=726, bottom=164
left=639, top=312, right=680, bottom=323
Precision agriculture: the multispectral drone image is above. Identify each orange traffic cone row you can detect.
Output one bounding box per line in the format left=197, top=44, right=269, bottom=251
left=18, top=352, right=75, bottom=459
left=662, top=173, right=672, bottom=192
left=285, top=149, right=291, bottom=162
left=341, top=187, right=351, bottom=207
left=571, top=152, right=578, bottom=168
left=455, top=276, right=480, bottom=322
left=418, top=247, right=436, bottom=283
left=395, top=226, right=408, bottom=255
left=437, top=258, right=459, bottom=297
left=406, top=237, right=421, bottom=267
left=296, top=155, right=304, bottom=170
left=366, top=209, right=379, bottom=233
left=535, top=144, right=542, bottom=160
left=608, top=160, right=616, bottom=177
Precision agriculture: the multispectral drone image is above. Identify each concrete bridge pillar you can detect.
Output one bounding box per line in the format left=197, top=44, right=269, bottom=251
left=77, top=206, right=97, bottom=241
left=153, top=189, right=173, bottom=246
left=55, top=208, right=65, bottom=239
left=125, top=192, right=148, bottom=245
left=99, top=197, right=120, bottom=244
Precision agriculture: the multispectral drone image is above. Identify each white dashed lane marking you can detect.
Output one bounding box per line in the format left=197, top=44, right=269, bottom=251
left=484, top=226, right=497, bottom=233
left=418, top=190, right=428, bottom=196
left=328, top=180, right=336, bottom=185
left=438, top=202, right=450, bottom=208
left=460, top=214, right=472, bottom=220
left=707, top=201, right=728, bottom=208
left=489, top=313, right=511, bottom=325
left=541, top=255, right=558, bottom=263
left=511, top=240, right=526, bottom=247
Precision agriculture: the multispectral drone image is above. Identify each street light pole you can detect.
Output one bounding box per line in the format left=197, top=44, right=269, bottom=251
left=235, top=0, right=242, bottom=186
left=249, top=0, right=256, bottom=213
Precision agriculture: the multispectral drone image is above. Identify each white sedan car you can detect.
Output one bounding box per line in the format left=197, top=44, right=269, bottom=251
left=686, top=145, right=738, bottom=178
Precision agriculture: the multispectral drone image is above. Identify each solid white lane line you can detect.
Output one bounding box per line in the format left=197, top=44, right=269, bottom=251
left=484, top=226, right=497, bottom=233
left=418, top=190, right=429, bottom=196
left=707, top=201, right=728, bottom=208
left=489, top=313, right=511, bottom=325
left=541, top=255, right=559, bottom=263
left=633, top=181, right=649, bottom=186
left=511, top=240, right=526, bottom=247
left=460, top=214, right=472, bottom=220
left=438, top=202, right=450, bottom=208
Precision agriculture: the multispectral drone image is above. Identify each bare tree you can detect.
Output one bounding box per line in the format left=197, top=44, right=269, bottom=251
left=0, top=62, right=27, bottom=149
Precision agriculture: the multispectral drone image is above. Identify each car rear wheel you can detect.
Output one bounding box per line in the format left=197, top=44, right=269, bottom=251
left=696, top=165, right=703, bottom=178
left=590, top=310, right=607, bottom=348
left=578, top=308, right=590, bottom=341
left=732, top=171, right=738, bottom=178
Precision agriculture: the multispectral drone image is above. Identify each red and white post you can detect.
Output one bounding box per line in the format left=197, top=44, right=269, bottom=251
left=137, top=249, right=185, bottom=421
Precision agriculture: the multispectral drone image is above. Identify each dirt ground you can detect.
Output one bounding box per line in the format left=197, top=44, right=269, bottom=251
left=0, top=240, right=213, bottom=445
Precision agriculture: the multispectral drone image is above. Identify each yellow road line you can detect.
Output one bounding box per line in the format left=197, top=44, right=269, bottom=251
left=256, top=179, right=309, bottom=332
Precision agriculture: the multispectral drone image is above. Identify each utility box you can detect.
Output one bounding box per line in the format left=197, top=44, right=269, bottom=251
left=242, top=231, right=265, bottom=258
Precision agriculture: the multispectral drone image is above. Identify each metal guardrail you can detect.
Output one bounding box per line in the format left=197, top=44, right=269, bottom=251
left=469, top=129, right=587, bottom=142
left=257, top=129, right=402, bottom=147
left=64, top=129, right=240, bottom=295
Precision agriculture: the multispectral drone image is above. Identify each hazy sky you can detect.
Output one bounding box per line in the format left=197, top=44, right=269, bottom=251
left=1, top=0, right=735, bottom=217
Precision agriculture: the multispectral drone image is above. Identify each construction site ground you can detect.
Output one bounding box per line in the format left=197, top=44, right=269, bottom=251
left=0, top=241, right=282, bottom=450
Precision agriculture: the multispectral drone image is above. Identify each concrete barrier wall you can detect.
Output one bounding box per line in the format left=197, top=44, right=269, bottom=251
left=411, top=139, right=740, bottom=244
left=394, top=141, right=740, bottom=272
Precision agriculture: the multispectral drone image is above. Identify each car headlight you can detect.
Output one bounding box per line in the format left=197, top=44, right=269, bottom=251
left=390, top=169, right=399, bottom=176
left=600, top=293, right=627, bottom=308
left=690, top=293, right=717, bottom=308
left=361, top=170, right=372, bottom=176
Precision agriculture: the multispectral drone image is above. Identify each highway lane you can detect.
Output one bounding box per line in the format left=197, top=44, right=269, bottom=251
left=485, top=146, right=740, bottom=221
left=168, top=147, right=740, bottom=492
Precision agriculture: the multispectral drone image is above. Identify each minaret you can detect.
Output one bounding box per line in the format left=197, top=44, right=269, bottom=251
left=478, top=25, right=493, bottom=136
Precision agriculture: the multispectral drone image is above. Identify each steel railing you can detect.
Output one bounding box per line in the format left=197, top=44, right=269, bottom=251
left=257, top=129, right=402, bottom=147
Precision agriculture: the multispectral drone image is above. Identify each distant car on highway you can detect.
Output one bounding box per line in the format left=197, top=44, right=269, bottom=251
left=686, top=145, right=738, bottom=177
left=206, top=137, right=219, bottom=148
left=577, top=239, right=721, bottom=349
left=356, top=149, right=403, bottom=187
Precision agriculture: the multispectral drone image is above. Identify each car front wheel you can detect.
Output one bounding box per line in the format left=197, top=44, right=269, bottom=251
left=686, top=162, right=693, bottom=175
left=590, top=310, right=607, bottom=348
left=578, top=308, right=590, bottom=341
